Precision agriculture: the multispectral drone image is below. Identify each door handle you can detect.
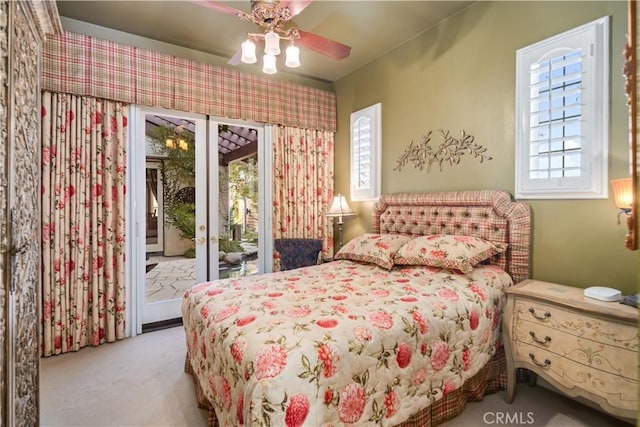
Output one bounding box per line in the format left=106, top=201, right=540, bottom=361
left=210, top=236, right=218, bottom=244
left=196, top=237, right=206, bottom=245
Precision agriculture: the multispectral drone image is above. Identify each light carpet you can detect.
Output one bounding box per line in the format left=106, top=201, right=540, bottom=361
left=41, top=326, right=631, bottom=427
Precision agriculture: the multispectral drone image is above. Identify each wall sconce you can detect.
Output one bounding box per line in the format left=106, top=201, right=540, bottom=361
left=325, top=194, right=356, bottom=248
left=611, top=178, right=635, bottom=249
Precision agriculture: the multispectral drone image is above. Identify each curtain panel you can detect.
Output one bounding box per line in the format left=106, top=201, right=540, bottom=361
left=272, top=125, right=335, bottom=266
left=41, top=91, right=127, bottom=356
left=41, top=31, right=337, bottom=132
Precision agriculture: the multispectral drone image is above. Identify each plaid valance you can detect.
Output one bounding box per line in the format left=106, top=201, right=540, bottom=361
left=41, top=32, right=336, bottom=132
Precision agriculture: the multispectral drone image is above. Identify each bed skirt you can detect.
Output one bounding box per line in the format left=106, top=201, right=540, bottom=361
left=184, top=346, right=508, bottom=427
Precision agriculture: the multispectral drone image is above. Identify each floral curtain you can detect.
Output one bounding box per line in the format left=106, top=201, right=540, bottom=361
left=41, top=91, right=127, bottom=356
left=272, top=125, right=335, bottom=268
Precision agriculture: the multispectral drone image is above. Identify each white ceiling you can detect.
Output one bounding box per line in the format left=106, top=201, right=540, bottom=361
left=55, top=0, right=475, bottom=83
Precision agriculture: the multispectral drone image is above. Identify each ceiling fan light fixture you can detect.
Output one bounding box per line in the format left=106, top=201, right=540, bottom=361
left=197, top=0, right=352, bottom=74
left=264, top=30, right=280, bottom=55
left=262, top=54, right=277, bottom=74
left=241, top=39, right=257, bottom=64
left=285, top=44, right=300, bottom=68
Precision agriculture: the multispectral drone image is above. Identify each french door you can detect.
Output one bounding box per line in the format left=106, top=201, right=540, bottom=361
left=131, top=108, right=208, bottom=327
left=129, top=107, right=272, bottom=333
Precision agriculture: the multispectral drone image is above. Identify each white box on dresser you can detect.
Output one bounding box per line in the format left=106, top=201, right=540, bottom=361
left=503, top=279, right=638, bottom=421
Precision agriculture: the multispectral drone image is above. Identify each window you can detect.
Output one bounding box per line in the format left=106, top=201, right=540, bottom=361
left=350, top=103, right=381, bottom=201
left=515, top=17, right=609, bottom=199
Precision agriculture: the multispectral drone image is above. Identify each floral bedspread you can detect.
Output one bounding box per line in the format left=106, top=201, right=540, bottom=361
left=182, top=260, right=512, bottom=426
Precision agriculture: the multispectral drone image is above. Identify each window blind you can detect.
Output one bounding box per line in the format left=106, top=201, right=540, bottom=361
left=527, top=49, right=583, bottom=180
left=352, top=117, right=371, bottom=190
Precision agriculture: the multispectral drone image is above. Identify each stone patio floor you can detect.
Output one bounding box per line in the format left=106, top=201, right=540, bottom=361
left=145, top=254, right=258, bottom=303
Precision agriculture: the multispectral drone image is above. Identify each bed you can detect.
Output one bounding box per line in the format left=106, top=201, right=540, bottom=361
left=182, top=190, right=531, bottom=426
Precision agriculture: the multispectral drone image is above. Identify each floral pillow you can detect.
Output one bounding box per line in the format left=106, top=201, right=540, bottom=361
left=335, top=233, right=413, bottom=270
left=394, top=234, right=508, bottom=274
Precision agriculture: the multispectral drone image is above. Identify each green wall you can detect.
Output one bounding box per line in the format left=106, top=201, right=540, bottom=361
left=334, top=1, right=639, bottom=294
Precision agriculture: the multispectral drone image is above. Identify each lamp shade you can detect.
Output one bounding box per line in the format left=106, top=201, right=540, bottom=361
left=264, top=31, right=280, bottom=55
left=262, top=54, right=277, bottom=74
left=285, top=45, right=300, bottom=68
left=326, top=194, right=356, bottom=220
left=611, top=178, right=633, bottom=211
left=241, top=39, right=257, bottom=64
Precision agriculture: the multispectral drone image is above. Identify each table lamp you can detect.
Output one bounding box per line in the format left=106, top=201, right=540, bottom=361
left=325, top=194, right=356, bottom=248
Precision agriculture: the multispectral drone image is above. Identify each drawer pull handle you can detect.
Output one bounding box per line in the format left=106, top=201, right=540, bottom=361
left=529, top=353, right=551, bottom=368
left=529, top=331, right=551, bottom=345
left=528, top=307, right=551, bottom=320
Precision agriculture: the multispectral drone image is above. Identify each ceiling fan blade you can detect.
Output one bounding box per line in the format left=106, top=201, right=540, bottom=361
left=228, top=47, right=244, bottom=66
left=188, top=1, right=245, bottom=18
left=278, top=0, right=313, bottom=17
left=297, top=30, right=351, bottom=61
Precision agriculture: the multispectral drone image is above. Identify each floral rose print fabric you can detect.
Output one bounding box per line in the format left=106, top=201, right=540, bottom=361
left=394, top=235, right=508, bottom=274
left=182, top=260, right=512, bottom=426
left=334, top=233, right=412, bottom=269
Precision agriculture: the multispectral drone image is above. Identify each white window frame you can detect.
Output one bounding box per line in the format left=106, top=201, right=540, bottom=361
left=350, top=102, right=381, bottom=201
left=515, top=17, right=609, bottom=199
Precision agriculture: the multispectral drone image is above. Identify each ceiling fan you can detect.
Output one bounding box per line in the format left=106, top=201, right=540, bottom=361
left=190, top=0, right=351, bottom=73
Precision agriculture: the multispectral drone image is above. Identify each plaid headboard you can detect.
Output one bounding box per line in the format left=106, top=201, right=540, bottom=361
left=373, top=191, right=531, bottom=284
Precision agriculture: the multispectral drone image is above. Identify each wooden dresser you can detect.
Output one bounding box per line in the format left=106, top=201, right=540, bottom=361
left=503, top=279, right=638, bottom=420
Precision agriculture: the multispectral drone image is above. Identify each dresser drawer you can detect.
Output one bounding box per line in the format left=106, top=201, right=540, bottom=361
left=512, top=341, right=638, bottom=414
left=513, top=299, right=638, bottom=352
left=513, top=318, right=638, bottom=381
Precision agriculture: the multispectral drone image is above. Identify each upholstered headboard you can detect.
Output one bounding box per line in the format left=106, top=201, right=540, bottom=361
left=373, top=191, right=531, bottom=284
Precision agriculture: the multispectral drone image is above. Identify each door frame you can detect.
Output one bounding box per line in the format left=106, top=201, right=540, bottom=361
left=128, top=106, right=208, bottom=334
left=145, top=160, right=164, bottom=253
left=208, top=116, right=274, bottom=279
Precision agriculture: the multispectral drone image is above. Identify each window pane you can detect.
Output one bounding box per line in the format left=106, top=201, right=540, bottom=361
left=564, top=151, right=581, bottom=168
left=564, top=138, right=580, bottom=150
left=530, top=170, right=549, bottom=179
left=549, top=153, right=564, bottom=169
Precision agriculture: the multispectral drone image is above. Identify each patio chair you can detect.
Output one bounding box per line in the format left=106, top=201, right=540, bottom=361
left=274, top=238, right=323, bottom=271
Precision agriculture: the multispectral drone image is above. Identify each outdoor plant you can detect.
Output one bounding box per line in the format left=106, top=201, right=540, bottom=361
left=148, top=123, right=258, bottom=255
left=148, top=124, right=196, bottom=248
left=229, top=154, right=258, bottom=235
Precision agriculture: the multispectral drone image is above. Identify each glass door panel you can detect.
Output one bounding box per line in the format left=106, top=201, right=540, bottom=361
left=141, top=111, right=207, bottom=325
left=211, top=120, right=260, bottom=280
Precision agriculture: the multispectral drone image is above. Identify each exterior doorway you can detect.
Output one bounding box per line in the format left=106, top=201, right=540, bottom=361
left=128, top=107, right=273, bottom=334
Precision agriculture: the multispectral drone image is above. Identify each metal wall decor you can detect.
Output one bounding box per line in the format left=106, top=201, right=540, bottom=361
left=394, top=129, right=492, bottom=172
